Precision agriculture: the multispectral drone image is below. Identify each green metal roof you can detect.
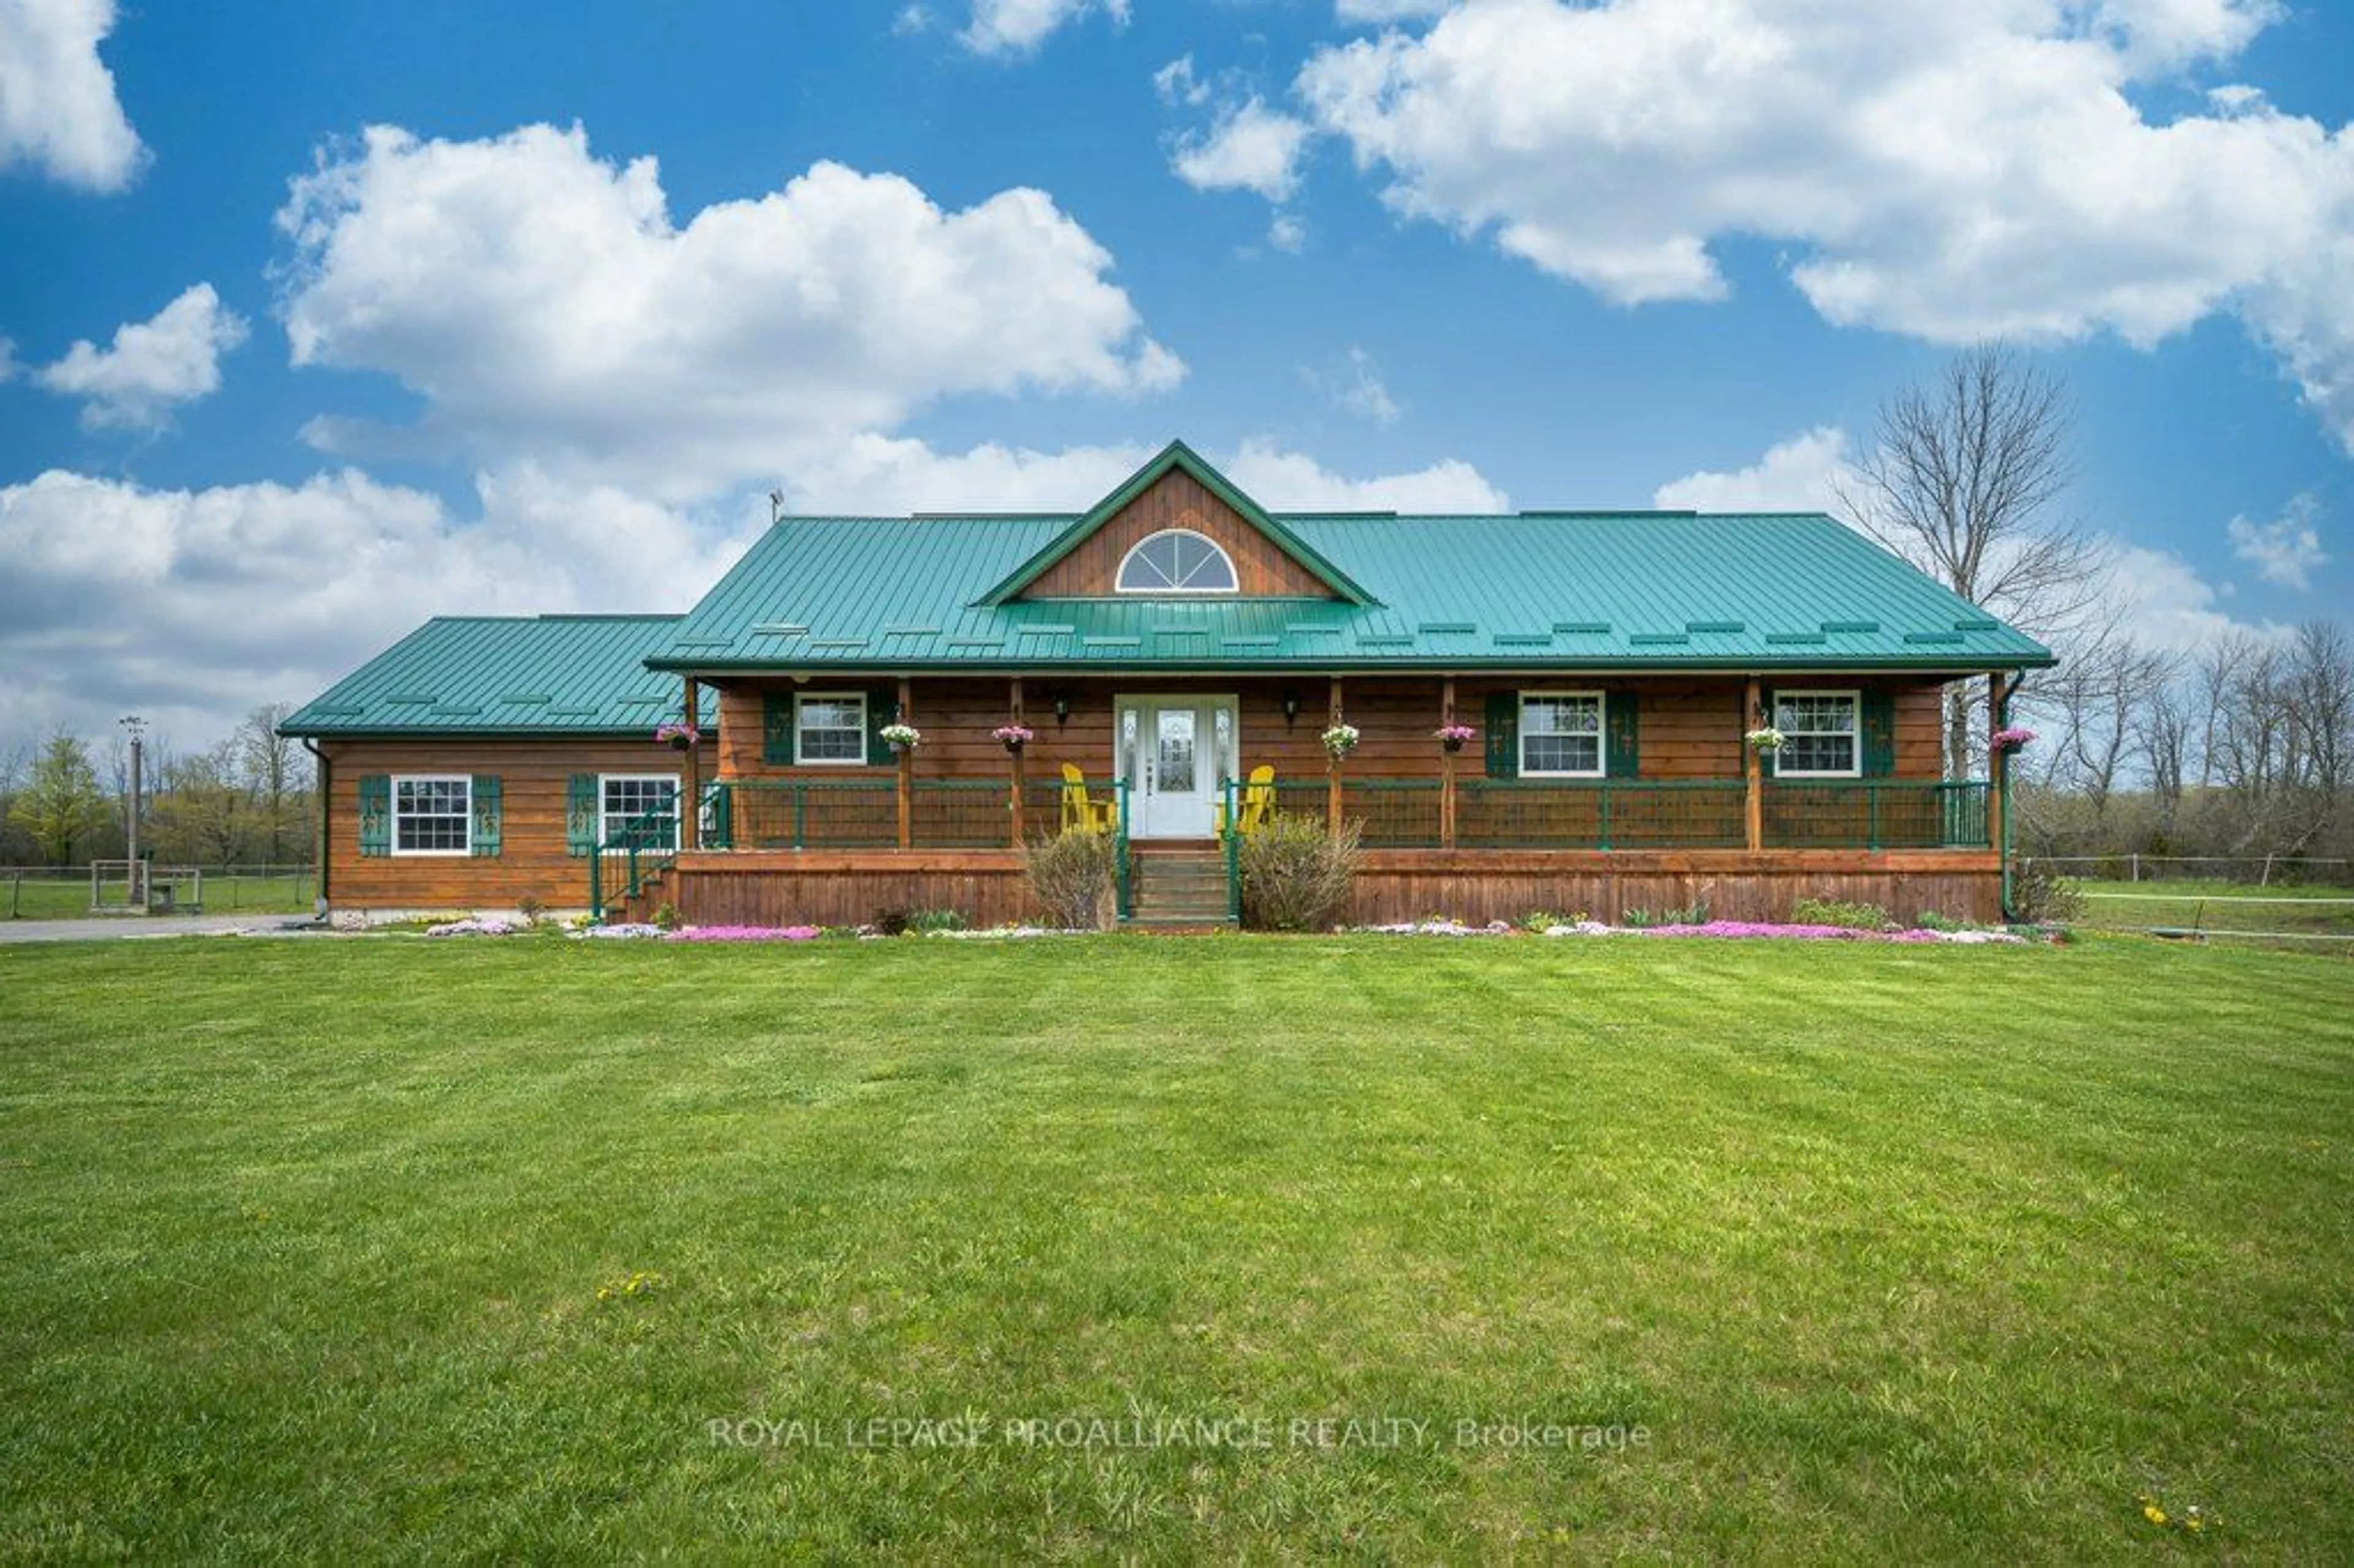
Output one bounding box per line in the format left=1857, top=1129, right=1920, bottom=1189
left=282, top=615, right=693, bottom=736
left=649, top=510, right=2054, bottom=674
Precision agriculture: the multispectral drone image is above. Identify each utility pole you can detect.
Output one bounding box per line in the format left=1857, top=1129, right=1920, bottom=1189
left=120, top=714, right=145, bottom=906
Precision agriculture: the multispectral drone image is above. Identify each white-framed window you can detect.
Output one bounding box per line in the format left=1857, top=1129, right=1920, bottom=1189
left=1773, top=690, right=1861, bottom=777
left=1115, top=529, right=1238, bottom=593
left=1521, top=691, right=1604, bottom=777
left=601, top=774, right=680, bottom=850
left=392, top=775, right=471, bottom=855
left=795, top=693, right=867, bottom=765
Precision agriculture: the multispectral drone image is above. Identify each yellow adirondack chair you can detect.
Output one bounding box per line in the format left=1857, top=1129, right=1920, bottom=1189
left=1059, top=763, right=1118, bottom=832
left=1216, top=765, right=1277, bottom=838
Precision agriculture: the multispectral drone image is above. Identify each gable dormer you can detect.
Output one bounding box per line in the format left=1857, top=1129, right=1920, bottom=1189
left=975, top=441, right=1373, bottom=605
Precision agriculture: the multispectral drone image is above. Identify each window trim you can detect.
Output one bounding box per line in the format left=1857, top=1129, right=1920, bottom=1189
left=793, top=691, right=869, bottom=767
left=600, top=773, right=681, bottom=851
left=1114, top=528, right=1240, bottom=595
left=1772, top=688, right=1862, bottom=778
left=390, top=774, right=473, bottom=857
left=1518, top=690, right=1606, bottom=779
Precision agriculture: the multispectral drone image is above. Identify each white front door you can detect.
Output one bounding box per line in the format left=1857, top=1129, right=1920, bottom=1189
left=1118, top=695, right=1235, bottom=839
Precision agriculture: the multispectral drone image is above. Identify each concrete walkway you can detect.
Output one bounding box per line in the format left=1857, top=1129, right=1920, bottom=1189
left=0, top=914, right=322, bottom=945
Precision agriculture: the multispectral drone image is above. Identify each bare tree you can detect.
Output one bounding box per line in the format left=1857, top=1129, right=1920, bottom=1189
left=237, top=703, right=309, bottom=866
left=1837, top=344, right=2109, bottom=777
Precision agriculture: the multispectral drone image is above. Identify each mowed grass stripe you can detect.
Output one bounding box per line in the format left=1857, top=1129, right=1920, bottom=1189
left=0, top=935, right=2347, bottom=1559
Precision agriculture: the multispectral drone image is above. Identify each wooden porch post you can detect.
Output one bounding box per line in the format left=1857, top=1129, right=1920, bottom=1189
left=1743, top=674, right=1762, bottom=853
left=1327, top=676, right=1344, bottom=842
left=1008, top=677, right=1025, bottom=848
left=1440, top=676, right=1458, bottom=850
left=682, top=676, right=702, bottom=850
left=1986, top=670, right=2005, bottom=850
left=896, top=676, right=914, bottom=851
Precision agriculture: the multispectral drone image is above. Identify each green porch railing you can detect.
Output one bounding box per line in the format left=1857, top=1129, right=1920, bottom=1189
left=704, top=776, right=1132, bottom=851
left=1456, top=778, right=1749, bottom=850
left=1761, top=780, right=1990, bottom=850
left=1221, top=776, right=1242, bottom=921
left=1339, top=777, right=1446, bottom=848
left=588, top=798, right=684, bottom=923
left=1114, top=778, right=1132, bottom=920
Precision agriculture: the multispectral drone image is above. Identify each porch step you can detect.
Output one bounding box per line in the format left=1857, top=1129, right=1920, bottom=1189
left=1128, top=848, right=1234, bottom=924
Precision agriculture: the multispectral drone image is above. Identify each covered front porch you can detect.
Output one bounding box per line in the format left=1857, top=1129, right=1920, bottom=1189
left=593, top=669, right=2016, bottom=926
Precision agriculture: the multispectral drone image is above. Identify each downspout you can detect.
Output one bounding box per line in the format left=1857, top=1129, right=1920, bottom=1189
left=300, top=739, right=330, bottom=918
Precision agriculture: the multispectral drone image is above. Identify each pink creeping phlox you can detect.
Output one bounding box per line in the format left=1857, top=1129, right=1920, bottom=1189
left=665, top=924, right=824, bottom=942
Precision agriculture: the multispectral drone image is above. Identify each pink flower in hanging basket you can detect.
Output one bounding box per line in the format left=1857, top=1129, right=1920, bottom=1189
left=1989, top=726, right=2038, bottom=753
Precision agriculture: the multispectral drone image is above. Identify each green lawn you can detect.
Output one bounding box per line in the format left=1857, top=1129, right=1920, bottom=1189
left=2, top=934, right=2348, bottom=1559
left=2071, top=878, right=2354, bottom=944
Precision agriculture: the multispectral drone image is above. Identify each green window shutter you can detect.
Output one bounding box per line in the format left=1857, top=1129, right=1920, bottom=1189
left=470, top=775, right=503, bottom=858
left=1761, top=688, right=1778, bottom=778
left=1861, top=690, right=1896, bottom=777
left=1483, top=691, right=1518, bottom=779
left=566, top=773, right=600, bottom=856
left=357, top=774, right=390, bottom=857
left=1605, top=692, right=1640, bottom=778
left=866, top=688, right=899, bottom=766
left=763, top=694, right=793, bottom=764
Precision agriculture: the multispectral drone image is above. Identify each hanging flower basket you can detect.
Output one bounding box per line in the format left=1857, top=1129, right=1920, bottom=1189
left=1322, top=723, right=1361, bottom=757
left=654, top=721, right=700, bottom=750
left=991, top=723, right=1034, bottom=753
left=1744, top=726, right=1785, bottom=753
left=1434, top=723, right=1477, bottom=753
left=880, top=723, right=922, bottom=753
left=1989, top=726, right=2038, bottom=754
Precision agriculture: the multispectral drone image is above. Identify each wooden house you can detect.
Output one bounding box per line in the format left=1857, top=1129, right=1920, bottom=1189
left=283, top=441, right=2053, bottom=926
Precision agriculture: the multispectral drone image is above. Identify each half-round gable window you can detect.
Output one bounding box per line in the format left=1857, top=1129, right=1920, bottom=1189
left=1116, top=529, right=1238, bottom=593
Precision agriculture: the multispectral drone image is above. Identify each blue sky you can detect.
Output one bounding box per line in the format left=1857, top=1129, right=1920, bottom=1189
left=2, top=0, right=2348, bottom=748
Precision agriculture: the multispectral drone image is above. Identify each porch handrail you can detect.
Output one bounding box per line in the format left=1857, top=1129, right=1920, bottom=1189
left=1761, top=778, right=1990, bottom=850
left=1113, top=778, right=1132, bottom=920
left=588, top=796, right=684, bottom=923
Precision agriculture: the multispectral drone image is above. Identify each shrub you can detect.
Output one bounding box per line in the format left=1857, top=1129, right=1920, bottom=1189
left=1791, top=896, right=1889, bottom=930
left=1024, top=829, right=1117, bottom=931
left=905, top=908, right=969, bottom=934
left=2012, top=861, right=2084, bottom=924
left=650, top=900, right=680, bottom=932
left=516, top=895, right=546, bottom=927
left=1240, top=812, right=1363, bottom=931
left=872, top=907, right=912, bottom=937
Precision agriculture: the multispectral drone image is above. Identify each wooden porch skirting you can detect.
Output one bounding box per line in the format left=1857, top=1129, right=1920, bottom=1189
left=651, top=848, right=2005, bottom=928
left=1346, top=848, right=2003, bottom=926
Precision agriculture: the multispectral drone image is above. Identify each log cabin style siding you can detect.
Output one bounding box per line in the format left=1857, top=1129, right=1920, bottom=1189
left=709, top=676, right=1946, bottom=785
left=1018, top=466, right=1338, bottom=601
left=321, top=737, right=690, bottom=910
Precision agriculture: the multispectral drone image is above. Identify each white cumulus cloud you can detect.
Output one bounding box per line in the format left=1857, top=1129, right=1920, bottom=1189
left=37, top=283, right=248, bottom=430
left=1292, top=0, right=2354, bottom=450
left=0, top=464, right=758, bottom=746
left=275, top=124, right=1183, bottom=503
left=1172, top=97, right=1314, bottom=201
left=1653, top=426, right=1853, bottom=513
left=780, top=433, right=1507, bottom=514
left=960, top=0, right=1129, bottom=56
left=2226, top=493, right=2328, bottom=590
left=0, top=0, right=142, bottom=190
left=1336, top=0, right=1457, bottom=22
left=1224, top=436, right=1507, bottom=511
